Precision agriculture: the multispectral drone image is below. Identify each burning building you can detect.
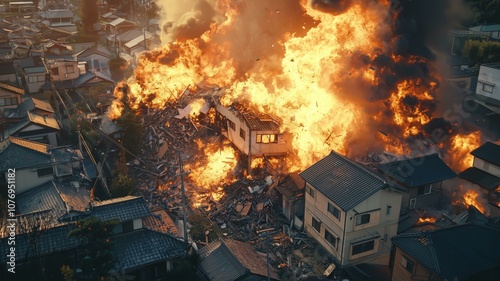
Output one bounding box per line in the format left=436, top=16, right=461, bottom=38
left=214, top=98, right=292, bottom=169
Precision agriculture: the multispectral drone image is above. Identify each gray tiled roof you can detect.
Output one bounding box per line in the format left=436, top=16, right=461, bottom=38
left=0, top=224, right=81, bottom=263
left=376, top=154, right=457, bottom=187
left=471, top=142, right=500, bottom=166
left=198, top=240, right=247, bottom=281
left=113, top=229, right=186, bottom=271
left=299, top=151, right=387, bottom=211
left=0, top=137, right=51, bottom=171
left=393, top=224, right=500, bottom=281
left=459, top=167, right=500, bottom=190
left=17, top=97, right=55, bottom=116
left=91, top=196, right=151, bottom=222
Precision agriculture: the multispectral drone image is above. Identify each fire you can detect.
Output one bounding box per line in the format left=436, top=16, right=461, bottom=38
left=185, top=139, right=238, bottom=205
left=462, top=189, right=486, bottom=214
left=417, top=217, right=436, bottom=224
left=110, top=0, right=483, bottom=180
left=448, top=131, right=481, bottom=172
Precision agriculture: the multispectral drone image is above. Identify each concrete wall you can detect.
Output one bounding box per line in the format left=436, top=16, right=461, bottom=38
left=474, top=157, right=500, bottom=177
left=476, top=64, right=500, bottom=101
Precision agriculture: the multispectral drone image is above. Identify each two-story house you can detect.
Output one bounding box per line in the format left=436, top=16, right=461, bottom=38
left=376, top=154, right=457, bottom=211
left=0, top=81, right=24, bottom=110
left=459, top=142, right=500, bottom=212
left=74, top=45, right=113, bottom=75
left=19, top=56, right=47, bottom=94
left=300, top=151, right=403, bottom=267
left=215, top=100, right=292, bottom=169
left=40, top=9, right=77, bottom=34
left=4, top=111, right=60, bottom=145
left=0, top=137, right=82, bottom=193
left=391, top=224, right=500, bottom=281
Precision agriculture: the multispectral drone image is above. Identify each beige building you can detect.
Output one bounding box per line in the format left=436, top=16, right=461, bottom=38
left=300, top=151, right=403, bottom=267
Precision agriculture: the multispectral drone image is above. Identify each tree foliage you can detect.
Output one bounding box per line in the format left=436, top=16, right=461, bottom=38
left=464, top=0, right=500, bottom=25
left=68, top=217, right=118, bottom=279
left=462, top=39, right=500, bottom=65
left=110, top=151, right=136, bottom=197
left=81, top=0, right=99, bottom=36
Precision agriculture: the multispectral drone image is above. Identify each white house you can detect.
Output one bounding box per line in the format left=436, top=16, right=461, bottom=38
left=475, top=63, right=500, bottom=110
left=469, top=24, right=500, bottom=40
left=215, top=100, right=292, bottom=168
left=300, top=151, right=403, bottom=267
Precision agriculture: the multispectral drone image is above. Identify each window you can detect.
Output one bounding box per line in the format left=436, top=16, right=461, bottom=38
left=417, top=185, right=431, bottom=196
left=256, top=134, right=278, bottom=143
left=122, top=220, right=134, bottom=233
left=311, top=217, right=321, bottom=232
left=240, top=128, right=246, bottom=140
left=66, top=65, right=74, bottom=74
left=0, top=97, right=18, bottom=106
left=482, top=83, right=494, bottom=93
left=409, top=198, right=417, bottom=209
left=51, top=67, right=59, bottom=75
left=324, top=230, right=337, bottom=248
left=386, top=205, right=392, bottom=215
left=37, top=167, right=53, bottom=177
left=327, top=203, right=340, bottom=220
left=401, top=256, right=414, bottom=273
left=28, top=76, right=37, bottom=83
left=228, top=120, right=235, bottom=131
left=355, top=214, right=370, bottom=226
left=305, top=185, right=315, bottom=198
left=352, top=240, right=375, bottom=256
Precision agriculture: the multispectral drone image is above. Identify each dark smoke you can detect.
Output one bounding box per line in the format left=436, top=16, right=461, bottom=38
left=310, top=0, right=352, bottom=15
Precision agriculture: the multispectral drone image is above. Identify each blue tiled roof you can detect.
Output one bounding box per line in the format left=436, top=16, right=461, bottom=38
left=0, top=224, right=81, bottom=263
left=0, top=137, right=51, bottom=171
left=299, top=151, right=387, bottom=211
left=471, top=142, right=500, bottom=167
left=91, top=196, right=151, bottom=222
left=393, top=224, right=500, bottom=281
left=113, top=229, right=186, bottom=271
left=376, top=154, right=456, bottom=187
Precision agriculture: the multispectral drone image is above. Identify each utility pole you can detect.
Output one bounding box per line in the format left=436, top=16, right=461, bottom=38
left=178, top=150, right=188, bottom=243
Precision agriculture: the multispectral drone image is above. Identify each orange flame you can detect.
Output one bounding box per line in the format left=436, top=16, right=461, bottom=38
left=417, top=217, right=436, bottom=224
left=462, top=189, right=486, bottom=214
left=448, top=132, right=481, bottom=172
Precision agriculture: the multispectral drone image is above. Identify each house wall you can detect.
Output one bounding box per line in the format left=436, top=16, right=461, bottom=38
left=304, top=183, right=402, bottom=267
left=391, top=247, right=432, bottom=281
left=476, top=64, right=500, bottom=101
left=217, top=105, right=250, bottom=155
left=80, top=54, right=111, bottom=75
left=25, top=72, right=46, bottom=93
left=0, top=73, right=17, bottom=83
left=16, top=125, right=58, bottom=145
left=474, top=157, right=500, bottom=177
left=250, top=130, right=290, bottom=156
left=3, top=167, right=54, bottom=194
left=49, top=61, right=79, bottom=81
left=0, top=90, right=21, bottom=109
left=407, top=183, right=441, bottom=210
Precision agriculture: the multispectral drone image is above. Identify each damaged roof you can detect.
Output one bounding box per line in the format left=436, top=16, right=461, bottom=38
left=300, top=151, right=387, bottom=211
left=392, top=224, right=500, bottom=281
left=376, top=154, right=456, bottom=187
left=198, top=239, right=280, bottom=281
left=276, top=172, right=305, bottom=201
left=471, top=142, right=500, bottom=166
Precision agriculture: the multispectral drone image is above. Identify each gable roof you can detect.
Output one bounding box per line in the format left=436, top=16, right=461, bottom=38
left=198, top=239, right=280, bottom=281
left=392, top=224, right=500, bottom=281
left=276, top=172, right=304, bottom=201
left=0, top=136, right=50, bottom=171
left=471, top=142, right=500, bottom=166
left=376, top=154, right=457, bottom=187
left=43, top=9, right=74, bottom=19
left=16, top=97, right=54, bottom=117
left=459, top=167, right=500, bottom=190
left=108, top=18, right=135, bottom=27
left=113, top=229, right=186, bottom=271
left=469, top=24, right=500, bottom=33
left=75, top=45, right=113, bottom=59
left=143, top=209, right=180, bottom=237
left=91, top=196, right=151, bottom=222
left=299, top=151, right=387, bottom=211
left=124, top=32, right=152, bottom=49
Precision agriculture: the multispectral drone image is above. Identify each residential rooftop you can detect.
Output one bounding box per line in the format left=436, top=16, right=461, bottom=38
left=300, top=150, right=388, bottom=211
left=470, top=142, right=500, bottom=166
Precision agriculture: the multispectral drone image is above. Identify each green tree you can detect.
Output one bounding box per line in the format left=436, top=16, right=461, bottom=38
left=110, top=151, right=136, bottom=197
left=68, top=218, right=118, bottom=279
left=60, top=264, right=75, bottom=281
left=81, top=0, right=99, bottom=36
left=462, top=39, right=500, bottom=64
